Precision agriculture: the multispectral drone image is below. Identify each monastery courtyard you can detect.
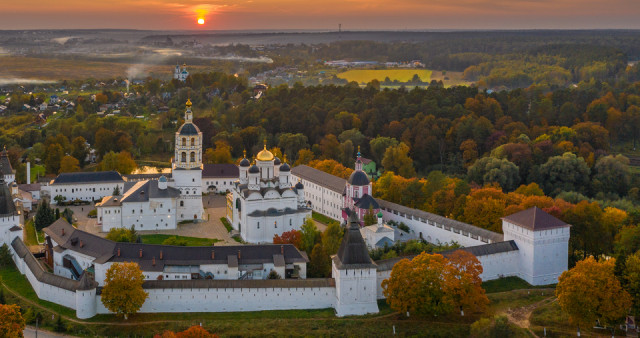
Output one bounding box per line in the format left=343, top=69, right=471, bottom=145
left=71, top=194, right=327, bottom=245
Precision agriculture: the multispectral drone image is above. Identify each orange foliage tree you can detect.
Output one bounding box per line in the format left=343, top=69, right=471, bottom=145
left=0, top=304, right=25, bottom=338
left=273, top=229, right=303, bottom=249
left=382, top=251, right=489, bottom=316
left=154, top=325, right=218, bottom=338
left=308, top=159, right=353, bottom=180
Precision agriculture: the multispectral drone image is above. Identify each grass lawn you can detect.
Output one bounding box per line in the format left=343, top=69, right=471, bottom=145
left=312, top=211, right=339, bottom=225
left=30, top=164, right=45, bottom=183
left=337, top=69, right=433, bottom=84
left=139, top=234, right=221, bottom=246
left=482, top=276, right=553, bottom=294
left=23, top=219, right=44, bottom=246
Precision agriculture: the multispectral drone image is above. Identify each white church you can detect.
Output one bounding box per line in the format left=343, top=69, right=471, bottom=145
left=96, top=99, right=204, bottom=230
left=173, top=63, right=189, bottom=82
left=227, top=147, right=311, bottom=243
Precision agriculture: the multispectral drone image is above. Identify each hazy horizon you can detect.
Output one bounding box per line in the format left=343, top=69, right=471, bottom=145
left=1, top=0, right=640, bottom=31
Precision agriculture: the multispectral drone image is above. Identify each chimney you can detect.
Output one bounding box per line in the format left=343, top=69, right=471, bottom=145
left=26, top=162, right=30, bottom=185
left=159, top=251, right=163, bottom=260
left=79, top=240, right=84, bottom=248
left=61, top=228, right=65, bottom=236
left=117, top=248, right=120, bottom=257
left=238, top=250, right=241, bottom=259
left=211, top=250, right=215, bottom=259
left=139, top=249, right=143, bottom=258
left=281, top=245, right=284, bottom=255
left=152, top=257, right=156, bottom=266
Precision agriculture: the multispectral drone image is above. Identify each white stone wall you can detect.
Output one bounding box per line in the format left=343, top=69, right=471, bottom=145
left=476, top=250, right=521, bottom=281
left=242, top=212, right=310, bottom=243
left=333, top=265, right=379, bottom=317
left=291, top=175, right=342, bottom=221
left=503, top=221, right=570, bottom=286
left=95, top=286, right=336, bottom=314
left=119, top=198, right=177, bottom=231
left=203, top=177, right=236, bottom=194
left=381, top=209, right=489, bottom=247
left=0, top=214, right=21, bottom=246
left=171, top=169, right=204, bottom=221
left=47, top=182, right=124, bottom=204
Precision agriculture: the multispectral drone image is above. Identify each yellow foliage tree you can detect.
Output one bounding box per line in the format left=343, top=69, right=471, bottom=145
left=0, top=304, right=25, bottom=338
left=59, top=155, right=80, bottom=173
left=556, top=257, right=631, bottom=332
left=101, top=262, right=149, bottom=319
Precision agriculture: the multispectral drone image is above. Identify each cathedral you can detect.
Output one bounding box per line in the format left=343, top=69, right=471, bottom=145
left=342, top=148, right=380, bottom=224
left=97, top=100, right=204, bottom=230
left=227, top=145, right=311, bottom=243
left=173, top=63, right=189, bottom=82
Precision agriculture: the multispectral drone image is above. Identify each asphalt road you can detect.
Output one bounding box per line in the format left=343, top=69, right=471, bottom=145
left=24, top=326, right=75, bottom=338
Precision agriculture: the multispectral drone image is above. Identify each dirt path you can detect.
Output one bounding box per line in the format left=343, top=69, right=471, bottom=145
left=500, top=295, right=556, bottom=337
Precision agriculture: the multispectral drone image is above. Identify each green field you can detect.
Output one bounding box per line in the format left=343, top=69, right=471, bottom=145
left=337, top=69, right=433, bottom=84
left=139, top=234, right=221, bottom=246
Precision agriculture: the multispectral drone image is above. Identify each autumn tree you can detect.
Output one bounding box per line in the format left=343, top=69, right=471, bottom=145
left=556, top=257, right=631, bottom=333
left=59, top=155, right=80, bottom=173
left=592, top=154, right=630, bottom=196
left=381, top=142, right=416, bottom=178
left=294, top=149, right=314, bottom=166
left=272, top=229, right=303, bottom=249
left=321, top=222, right=344, bottom=256
left=308, top=159, right=353, bottom=180
left=204, top=140, right=233, bottom=164
left=71, top=136, right=89, bottom=167
left=382, top=251, right=489, bottom=316
left=369, top=136, right=399, bottom=163
left=101, top=262, right=149, bottom=319
left=154, top=325, right=218, bottom=338
left=45, top=143, right=64, bottom=174
left=0, top=304, right=25, bottom=337
left=97, top=151, right=137, bottom=175
left=460, top=139, right=478, bottom=168
left=623, top=252, right=640, bottom=317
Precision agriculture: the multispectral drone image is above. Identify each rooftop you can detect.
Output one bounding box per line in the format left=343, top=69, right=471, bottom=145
left=291, top=165, right=346, bottom=194
left=51, top=171, right=124, bottom=185
left=334, top=212, right=377, bottom=270
left=501, top=207, right=569, bottom=231
left=202, top=163, right=239, bottom=178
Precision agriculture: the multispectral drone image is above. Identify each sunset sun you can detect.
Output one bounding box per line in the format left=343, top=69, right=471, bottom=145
left=197, top=18, right=205, bottom=25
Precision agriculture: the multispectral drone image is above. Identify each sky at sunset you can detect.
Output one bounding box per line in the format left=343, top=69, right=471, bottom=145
left=1, top=0, right=639, bottom=30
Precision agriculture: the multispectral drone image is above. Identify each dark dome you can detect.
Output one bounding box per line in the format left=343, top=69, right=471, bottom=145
left=295, top=181, right=304, bottom=189
left=280, top=163, right=290, bottom=172
left=249, top=165, right=260, bottom=174
left=239, top=158, right=250, bottom=167
left=348, top=170, right=369, bottom=186
left=178, top=122, right=200, bottom=135
left=274, top=157, right=281, bottom=165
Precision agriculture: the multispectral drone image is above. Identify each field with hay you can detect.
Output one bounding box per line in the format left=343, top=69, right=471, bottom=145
left=336, top=69, right=433, bottom=84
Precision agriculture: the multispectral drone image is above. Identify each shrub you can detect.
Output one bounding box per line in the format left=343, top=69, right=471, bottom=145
left=220, top=217, right=233, bottom=232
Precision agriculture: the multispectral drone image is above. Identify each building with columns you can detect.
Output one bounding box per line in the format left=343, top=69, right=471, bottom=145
left=227, top=146, right=311, bottom=243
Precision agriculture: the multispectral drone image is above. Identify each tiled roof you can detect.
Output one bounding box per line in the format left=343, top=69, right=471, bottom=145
left=501, top=207, right=569, bottom=231
left=202, top=164, right=239, bottom=178
left=18, top=183, right=41, bottom=192
left=51, top=171, right=124, bottom=185
left=334, top=212, right=377, bottom=270
left=354, top=194, right=379, bottom=210
left=291, top=165, right=346, bottom=193
left=120, top=180, right=180, bottom=203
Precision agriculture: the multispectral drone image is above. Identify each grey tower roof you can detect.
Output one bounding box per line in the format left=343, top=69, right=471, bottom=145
left=177, top=122, right=200, bottom=135
left=333, top=212, right=376, bottom=270
left=501, top=206, right=569, bottom=231
left=348, top=170, right=369, bottom=186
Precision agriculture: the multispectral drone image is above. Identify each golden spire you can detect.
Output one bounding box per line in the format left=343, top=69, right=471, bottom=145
left=185, top=99, right=192, bottom=108
left=283, top=154, right=287, bottom=163
left=243, top=149, right=247, bottom=158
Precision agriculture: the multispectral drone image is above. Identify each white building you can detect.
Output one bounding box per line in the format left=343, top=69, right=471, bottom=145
left=96, top=177, right=181, bottom=232
left=172, top=99, right=204, bottom=221
left=228, top=147, right=311, bottom=243
left=173, top=63, right=189, bottom=82
left=45, top=171, right=125, bottom=204
left=360, top=211, right=395, bottom=249
left=291, top=165, right=344, bottom=221
left=202, top=163, right=239, bottom=194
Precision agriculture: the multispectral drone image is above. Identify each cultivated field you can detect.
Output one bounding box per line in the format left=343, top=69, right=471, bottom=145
left=337, top=69, right=433, bottom=84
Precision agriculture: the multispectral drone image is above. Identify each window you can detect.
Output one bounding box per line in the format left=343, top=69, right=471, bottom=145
left=190, top=152, right=195, bottom=162
left=180, top=201, right=184, bottom=207
left=182, top=138, right=186, bottom=146
left=132, top=210, right=135, bottom=214
left=181, top=152, right=186, bottom=162
left=191, top=138, right=195, bottom=146
left=257, top=222, right=260, bottom=229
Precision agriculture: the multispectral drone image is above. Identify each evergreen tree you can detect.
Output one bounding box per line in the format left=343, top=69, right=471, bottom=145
left=113, top=185, right=120, bottom=195
left=35, top=200, right=55, bottom=231
left=0, top=244, right=12, bottom=268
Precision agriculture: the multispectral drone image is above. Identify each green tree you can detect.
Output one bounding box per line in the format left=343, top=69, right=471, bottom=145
left=623, top=252, right=640, bottom=317
left=35, top=200, right=55, bottom=231
left=321, top=222, right=344, bottom=256
left=0, top=243, right=12, bottom=268
left=592, top=154, right=630, bottom=196
left=44, top=143, right=64, bottom=174
left=300, top=218, right=321, bottom=254
left=71, top=136, right=89, bottom=167
left=370, top=136, right=399, bottom=164
left=538, top=152, right=591, bottom=196
left=467, top=157, right=521, bottom=191
left=277, top=133, right=309, bottom=160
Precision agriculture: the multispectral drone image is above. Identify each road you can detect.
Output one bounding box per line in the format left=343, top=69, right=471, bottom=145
left=24, top=326, right=76, bottom=338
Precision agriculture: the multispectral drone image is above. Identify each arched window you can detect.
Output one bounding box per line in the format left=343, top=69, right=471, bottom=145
left=182, top=138, right=186, bottom=146
left=181, top=152, right=186, bottom=162
left=191, top=138, right=195, bottom=146
left=190, top=152, right=195, bottom=162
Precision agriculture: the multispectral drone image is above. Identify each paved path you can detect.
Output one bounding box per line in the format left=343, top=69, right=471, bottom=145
left=73, top=195, right=237, bottom=245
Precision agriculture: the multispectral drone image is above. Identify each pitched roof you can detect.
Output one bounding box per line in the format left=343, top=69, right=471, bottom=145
left=18, top=183, right=41, bottom=192
left=354, top=194, right=379, bottom=210
left=202, top=163, right=239, bottom=178
left=291, top=165, right=346, bottom=193
left=120, top=180, right=180, bottom=203
left=334, top=212, right=377, bottom=270
left=0, top=150, right=13, bottom=176
left=501, top=206, right=569, bottom=231
left=0, top=183, right=17, bottom=216
left=51, top=171, right=124, bottom=185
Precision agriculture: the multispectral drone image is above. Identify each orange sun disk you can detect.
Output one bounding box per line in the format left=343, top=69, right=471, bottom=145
left=197, top=18, right=205, bottom=25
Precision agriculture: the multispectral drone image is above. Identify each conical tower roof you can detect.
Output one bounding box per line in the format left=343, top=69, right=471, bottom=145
left=333, top=211, right=376, bottom=270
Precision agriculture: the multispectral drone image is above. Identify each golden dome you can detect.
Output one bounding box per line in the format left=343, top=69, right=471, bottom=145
left=256, top=144, right=274, bottom=162
left=185, top=99, right=192, bottom=107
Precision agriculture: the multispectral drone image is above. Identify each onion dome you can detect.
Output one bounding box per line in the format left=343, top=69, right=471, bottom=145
left=239, top=150, right=250, bottom=167
left=249, top=164, right=260, bottom=174
left=159, top=176, right=167, bottom=182
left=295, top=181, right=304, bottom=189
left=185, top=99, right=192, bottom=107
left=256, top=143, right=274, bottom=161
left=348, top=170, right=370, bottom=186
left=280, top=163, right=290, bottom=172
left=178, top=122, right=199, bottom=135
left=274, top=157, right=281, bottom=165
left=377, top=211, right=383, bottom=218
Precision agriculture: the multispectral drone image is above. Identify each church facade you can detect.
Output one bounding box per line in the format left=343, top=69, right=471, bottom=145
left=227, top=147, right=311, bottom=243
left=173, top=63, right=189, bottom=82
